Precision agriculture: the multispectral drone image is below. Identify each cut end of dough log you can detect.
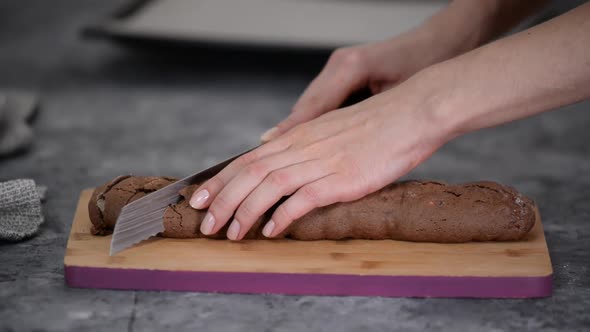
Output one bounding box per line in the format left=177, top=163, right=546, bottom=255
left=87, top=175, right=177, bottom=235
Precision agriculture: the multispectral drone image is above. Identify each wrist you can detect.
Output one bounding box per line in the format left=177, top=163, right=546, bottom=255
left=400, top=63, right=472, bottom=143
left=418, top=0, right=499, bottom=58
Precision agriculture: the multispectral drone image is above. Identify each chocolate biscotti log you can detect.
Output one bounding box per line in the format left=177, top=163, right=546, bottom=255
left=89, top=176, right=536, bottom=242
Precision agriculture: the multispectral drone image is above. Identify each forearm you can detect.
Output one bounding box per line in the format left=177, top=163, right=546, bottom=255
left=418, top=0, right=548, bottom=61
left=421, top=2, right=590, bottom=136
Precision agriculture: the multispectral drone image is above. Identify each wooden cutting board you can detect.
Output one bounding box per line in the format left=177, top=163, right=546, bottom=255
left=64, top=189, right=553, bottom=298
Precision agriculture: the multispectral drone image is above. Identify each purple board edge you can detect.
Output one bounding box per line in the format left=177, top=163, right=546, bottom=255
left=64, top=265, right=552, bottom=298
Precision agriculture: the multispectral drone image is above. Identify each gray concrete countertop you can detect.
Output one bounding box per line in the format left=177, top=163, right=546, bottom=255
left=1, top=1, right=589, bottom=331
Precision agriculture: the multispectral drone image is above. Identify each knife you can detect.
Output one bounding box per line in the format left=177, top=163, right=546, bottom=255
left=109, top=148, right=254, bottom=256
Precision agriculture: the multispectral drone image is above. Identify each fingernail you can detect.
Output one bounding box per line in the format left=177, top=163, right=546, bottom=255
left=227, top=219, right=241, bottom=240
left=262, top=220, right=275, bottom=238
left=200, top=212, right=215, bottom=235
left=260, top=127, right=278, bottom=143
left=190, top=189, right=209, bottom=209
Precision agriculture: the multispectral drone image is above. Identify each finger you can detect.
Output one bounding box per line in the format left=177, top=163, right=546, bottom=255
left=201, top=150, right=308, bottom=237
left=260, top=49, right=367, bottom=143
left=262, top=174, right=343, bottom=238
left=190, top=139, right=290, bottom=210
left=231, top=160, right=328, bottom=240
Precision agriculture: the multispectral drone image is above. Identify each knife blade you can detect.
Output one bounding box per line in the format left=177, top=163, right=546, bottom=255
left=109, top=148, right=254, bottom=256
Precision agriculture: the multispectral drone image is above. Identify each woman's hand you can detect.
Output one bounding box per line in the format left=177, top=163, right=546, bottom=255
left=183, top=0, right=577, bottom=241
left=189, top=77, right=454, bottom=240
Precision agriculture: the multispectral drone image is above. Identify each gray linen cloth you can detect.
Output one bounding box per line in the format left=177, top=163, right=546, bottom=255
left=0, top=91, right=45, bottom=240
left=0, top=91, right=39, bottom=156
left=0, top=179, right=46, bottom=241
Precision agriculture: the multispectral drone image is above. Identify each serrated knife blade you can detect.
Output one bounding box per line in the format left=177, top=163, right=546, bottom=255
left=109, top=148, right=253, bottom=256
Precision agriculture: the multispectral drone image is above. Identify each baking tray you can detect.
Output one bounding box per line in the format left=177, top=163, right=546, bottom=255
left=82, top=0, right=447, bottom=51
